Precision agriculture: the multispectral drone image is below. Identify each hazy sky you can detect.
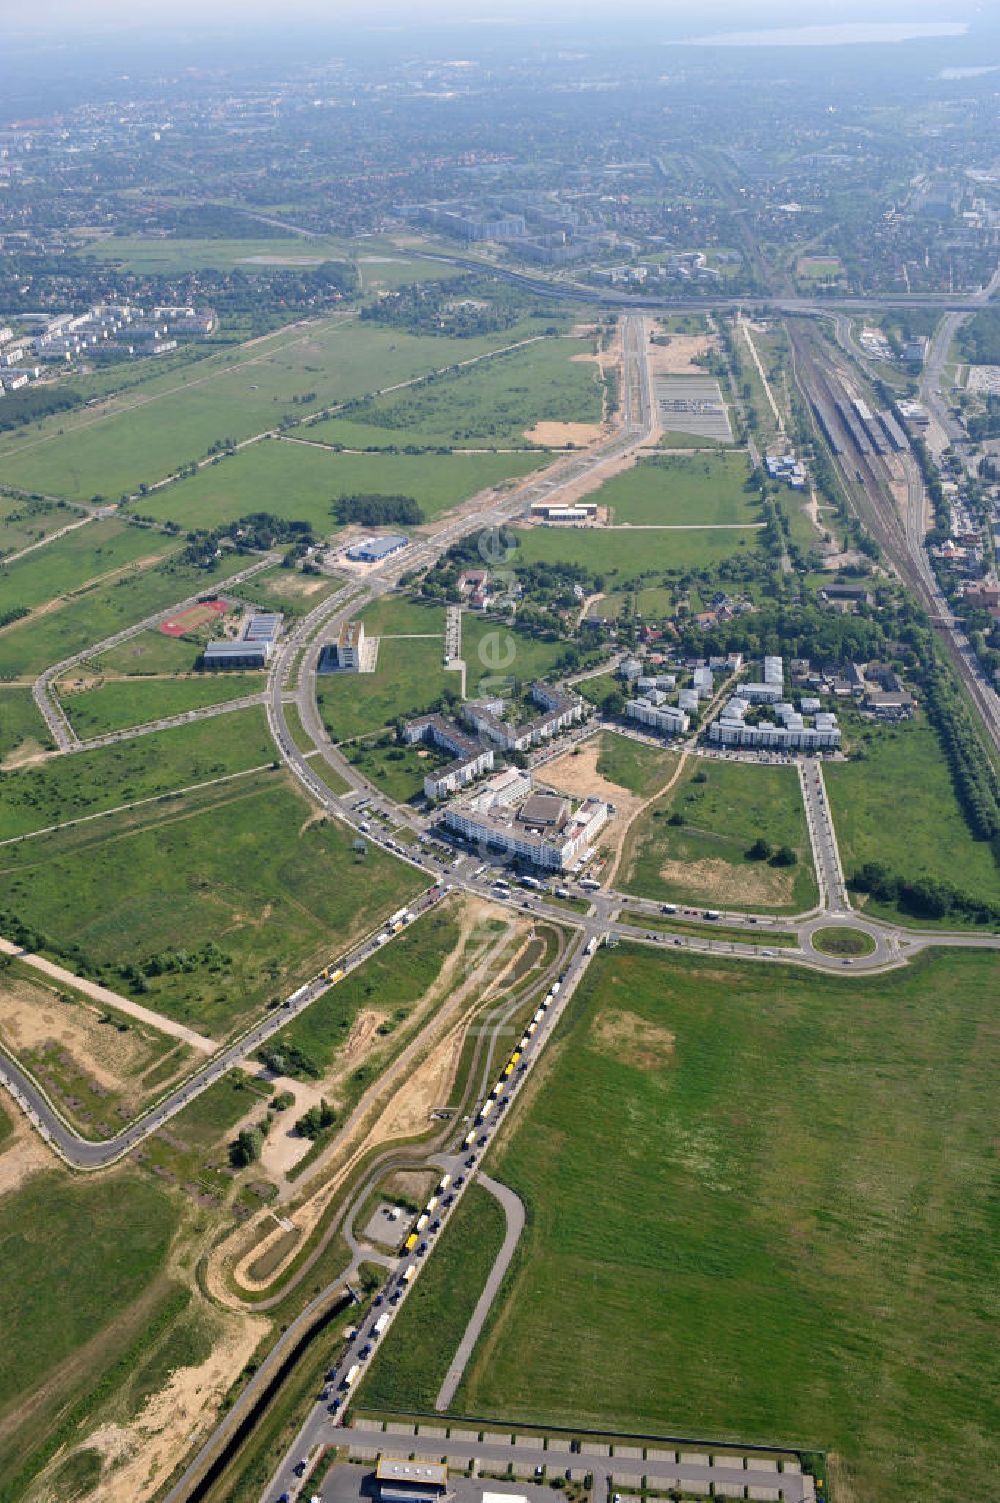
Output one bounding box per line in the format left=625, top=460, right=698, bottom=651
left=11, top=0, right=976, bottom=33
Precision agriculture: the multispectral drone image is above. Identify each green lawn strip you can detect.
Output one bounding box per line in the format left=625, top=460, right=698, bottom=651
left=0, top=781, right=422, bottom=1040
left=594, top=730, right=679, bottom=798
left=0, top=686, right=55, bottom=764
left=619, top=759, right=817, bottom=915
left=513, top=524, right=757, bottom=578
left=284, top=702, right=319, bottom=756
left=0, top=517, right=174, bottom=614
left=0, top=1172, right=180, bottom=1492
left=0, top=549, right=256, bottom=681
left=0, top=1099, right=11, bottom=1147
left=361, top=1182, right=506, bottom=1411
left=306, top=335, right=602, bottom=450
left=825, top=715, right=1000, bottom=928
left=810, top=927, right=876, bottom=958
left=318, top=637, right=450, bottom=743
left=140, top=440, right=544, bottom=534
left=593, top=452, right=758, bottom=527
left=0, top=317, right=554, bottom=503
left=0, top=706, right=277, bottom=840
left=304, top=756, right=354, bottom=798
left=60, top=673, right=263, bottom=738
left=617, top=910, right=799, bottom=947
left=456, top=946, right=1000, bottom=1503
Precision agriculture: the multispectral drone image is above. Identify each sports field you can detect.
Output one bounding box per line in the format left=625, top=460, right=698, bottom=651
left=619, top=758, right=818, bottom=913
left=593, top=451, right=759, bottom=526
left=0, top=777, right=423, bottom=1037
left=138, top=439, right=545, bottom=533
left=453, top=945, right=1000, bottom=1503
left=0, top=315, right=556, bottom=504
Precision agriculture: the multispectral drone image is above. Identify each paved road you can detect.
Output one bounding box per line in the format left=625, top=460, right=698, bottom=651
left=434, top=1172, right=525, bottom=1412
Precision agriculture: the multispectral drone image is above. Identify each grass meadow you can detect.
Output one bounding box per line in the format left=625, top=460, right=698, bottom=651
left=59, top=674, right=263, bottom=738
left=0, top=777, right=423, bottom=1038
left=620, top=758, right=818, bottom=914
left=825, top=714, right=1000, bottom=924
left=0, top=688, right=54, bottom=765
left=306, top=335, right=602, bottom=450
left=513, top=522, right=759, bottom=579
left=0, top=517, right=174, bottom=615
left=0, top=707, right=276, bottom=840
left=452, top=945, right=1000, bottom=1503
left=594, top=451, right=758, bottom=526
left=138, top=439, right=544, bottom=533
left=317, top=637, right=451, bottom=743
left=0, top=316, right=557, bottom=503
left=0, top=549, right=256, bottom=681
left=595, top=730, right=678, bottom=797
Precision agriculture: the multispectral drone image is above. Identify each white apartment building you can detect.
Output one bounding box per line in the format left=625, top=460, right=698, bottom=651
left=627, top=699, right=690, bottom=737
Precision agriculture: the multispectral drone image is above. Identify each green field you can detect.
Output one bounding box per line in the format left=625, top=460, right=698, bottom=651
left=454, top=945, right=1000, bottom=1503
left=360, top=595, right=446, bottom=637
left=0, top=1172, right=179, bottom=1488
left=461, top=616, right=570, bottom=698
left=0, top=517, right=174, bottom=615
left=76, top=232, right=362, bottom=273
left=825, top=716, right=1000, bottom=924
left=59, top=673, right=263, bottom=738
left=0, top=316, right=554, bottom=504
left=0, top=707, right=276, bottom=840
left=0, top=496, right=79, bottom=558
left=318, top=637, right=450, bottom=743
left=620, top=758, right=817, bottom=914
left=593, top=452, right=758, bottom=527
left=361, top=1182, right=506, bottom=1411
left=306, top=335, right=602, bottom=450
left=96, top=627, right=217, bottom=676
left=0, top=549, right=256, bottom=681
left=347, top=737, right=447, bottom=803
left=513, top=523, right=757, bottom=579
left=0, top=778, right=422, bottom=1037
left=0, top=687, right=54, bottom=766
left=594, top=730, right=678, bottom=798
left=138, top=439, right=543, bottom=533
left=242, top=563, right=345, bottom=617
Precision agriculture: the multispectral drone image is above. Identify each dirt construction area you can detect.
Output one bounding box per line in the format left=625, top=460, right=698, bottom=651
left=654, top=853, right=798, bottom=908
left=647, top=333, right=719, bottom=376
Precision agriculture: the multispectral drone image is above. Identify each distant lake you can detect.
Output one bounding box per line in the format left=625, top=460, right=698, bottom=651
left=680, top=21, right=969, bottom=48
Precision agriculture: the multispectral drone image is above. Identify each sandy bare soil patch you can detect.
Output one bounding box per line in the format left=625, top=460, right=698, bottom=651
left=1, top=741, right=53, bottom=771
left=591, top=1009, right=676, bottom=1071
left=657, top=854, right=796, bottom=907
left=648, top=334, right=717, bottom=376
left=524, top=421, right=605, bottom=447
left=541, top=739, right=636, bottom=811
left=0, top=975, right=188, bottom=1099
left=384, top=1168, right=438, bottom=1203
left=0, top=1109, right=51, bottom=1199
left=53, top=1310, right=269, bottom=1503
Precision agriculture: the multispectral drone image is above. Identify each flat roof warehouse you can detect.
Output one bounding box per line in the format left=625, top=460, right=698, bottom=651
left=347, top=534, right=409, bottom=563
left=376, top=1457, right=448, bottom=1503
